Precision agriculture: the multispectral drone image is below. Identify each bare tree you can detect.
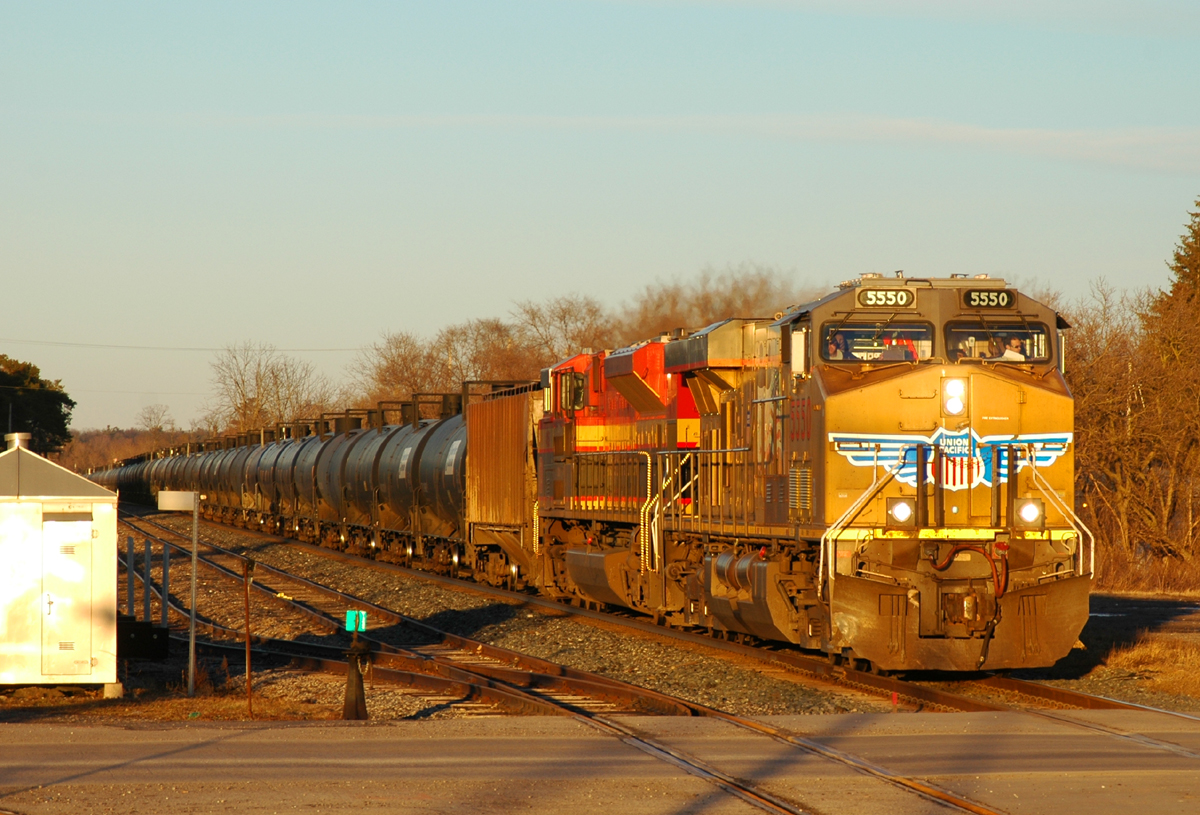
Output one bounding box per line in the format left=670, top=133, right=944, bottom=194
left=615, top=263, right=824, bottom=343
left=58, top=425, right=195, bottom=473
left=350, top=330, right=439, bottom=404
left=350, top=319, right=545, bottom=413
left=207, top=342, right=335, bottom=434
left=136, top=403, right=174, bottom=432
left=511, top=294, right=617, bottom=365
left=1066, top=281, right=1142, bottom=556
left=427, top=318, right=541, bottom=387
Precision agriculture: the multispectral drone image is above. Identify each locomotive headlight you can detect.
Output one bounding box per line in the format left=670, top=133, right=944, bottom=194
left=942, top=378, right=967, bottom=416
left=886, top=497, right=917, bottom=528
left=1015, top=498, right=1045, bottom=530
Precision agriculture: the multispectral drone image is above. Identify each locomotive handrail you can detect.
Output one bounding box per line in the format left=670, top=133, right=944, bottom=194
left=653, top=452, right=697, bottom=571
left=656, top=448, right=752, bottom=538
left=644, top=493, right=661, bottom=573
left=819, top=444, right=908, bottom=600
left=660, top=452, right=693, bottom=504
left=655, top=447, right=752, bottom=456
left=572, top=450, right=655, bottom=571
left=1024, top=449, right=1095, bottom=579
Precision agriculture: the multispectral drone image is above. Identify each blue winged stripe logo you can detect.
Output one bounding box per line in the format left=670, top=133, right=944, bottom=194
left=828, top=428, right=1071, bottom=491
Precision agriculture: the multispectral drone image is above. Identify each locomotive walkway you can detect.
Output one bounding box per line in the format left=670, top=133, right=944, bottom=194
left=2, top=708, right=1198, bottom=815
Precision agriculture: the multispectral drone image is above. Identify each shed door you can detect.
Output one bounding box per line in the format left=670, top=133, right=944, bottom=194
left=42, top=521, right=93, bottom=676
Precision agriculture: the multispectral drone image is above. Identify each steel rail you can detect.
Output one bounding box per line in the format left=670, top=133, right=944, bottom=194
left=699, top=714, right=1005, bottom=815
left=118, top=538, right=568, bottom=716
left=188, top=518, right=1005, bottom=713
left=179, top=513, right=1200, bottom=767
left=578, top=714, right=815, bottom=815
left=151, top=532, right=1200, bottom=774
left=123, top=511, right=1010, bottom=815
left=279, top=535, right=1200, bottom=726
left=120, top=517, right=821, bottom=814
left=188, top=638, right=564, bottom=716
left=119, top=515, right=692, bottom=717
left=972, top=674, right=1148, bottom=710
left=965, top=674, right=1200, bottom=759
left=135, top=509, right=1200, bottom=724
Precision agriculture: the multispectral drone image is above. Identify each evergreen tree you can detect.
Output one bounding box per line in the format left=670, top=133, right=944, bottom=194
left=0, top=355, right=75, bottom=453
left=1168, top=197, right=1200, bottom=298
left=1128, top=197, right=1200, bottom=558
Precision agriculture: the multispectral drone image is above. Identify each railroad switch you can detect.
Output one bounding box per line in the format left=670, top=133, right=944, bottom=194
left=343, top=633, right=370, bottom=720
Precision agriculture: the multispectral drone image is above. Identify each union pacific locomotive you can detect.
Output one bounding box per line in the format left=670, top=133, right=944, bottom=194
left=94, top=274, right=1092, bottom=672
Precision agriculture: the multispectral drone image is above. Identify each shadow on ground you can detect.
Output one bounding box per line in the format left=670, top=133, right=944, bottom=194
left=1015, top=592, right=1200, bottom=680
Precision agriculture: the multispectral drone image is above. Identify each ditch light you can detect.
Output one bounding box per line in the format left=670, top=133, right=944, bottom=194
left=887, top=497, right=917, bottom=528
left=1015, top=498, right=1045, bottom=530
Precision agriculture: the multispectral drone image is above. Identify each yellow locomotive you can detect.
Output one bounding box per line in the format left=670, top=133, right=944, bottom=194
left=538, top=274, right=1089, bottom=671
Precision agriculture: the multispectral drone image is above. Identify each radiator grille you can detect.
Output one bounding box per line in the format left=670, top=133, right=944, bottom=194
left=789, top=466, right=813, bottom=513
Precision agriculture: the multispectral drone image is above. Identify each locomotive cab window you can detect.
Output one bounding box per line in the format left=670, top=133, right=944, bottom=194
left=557, top=372, right=587, bottom=412
left=790, top=324, right=810, bottom=378
left=820, top=322, right=933, bottom=363
left=945, top=321, right=1051, bottom=363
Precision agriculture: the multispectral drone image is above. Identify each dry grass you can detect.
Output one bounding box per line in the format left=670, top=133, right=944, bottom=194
left=0, top=685, right=341, bottom=723
left=1095, top=544, right=1200, bottom=595
left=1102, top=634, right=1200, bottom=699
left=0, top=659, right=342, bottom=723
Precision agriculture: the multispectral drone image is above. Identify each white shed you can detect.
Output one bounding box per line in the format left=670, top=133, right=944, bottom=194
left=0, top=433, right=118, bottom=685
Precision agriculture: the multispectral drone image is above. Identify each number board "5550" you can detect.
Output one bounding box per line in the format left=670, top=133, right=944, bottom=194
left=856, top=289, right=915, bottom=308
left=963, top=289, right=1016, bottom=309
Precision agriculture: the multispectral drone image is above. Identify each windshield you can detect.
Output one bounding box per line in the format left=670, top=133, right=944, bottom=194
left=820, top=322, right=934, bottom=363
left=945, top=320, right=1051, bottom=363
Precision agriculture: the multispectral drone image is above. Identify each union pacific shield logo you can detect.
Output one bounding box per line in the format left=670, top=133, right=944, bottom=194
left=827, top=428, right=1071, bottom=491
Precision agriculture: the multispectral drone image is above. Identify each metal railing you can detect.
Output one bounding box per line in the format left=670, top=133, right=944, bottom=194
left=656, top=448, right=756, bottom=538
left=1023, top=445, right=1095, bottom=579
left=819, top=444, right=906, bottom=600
left=570, top=451, right=654, bottom=571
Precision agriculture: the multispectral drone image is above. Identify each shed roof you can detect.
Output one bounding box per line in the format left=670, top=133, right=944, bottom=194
left=0, top=446, right=116, bottom=500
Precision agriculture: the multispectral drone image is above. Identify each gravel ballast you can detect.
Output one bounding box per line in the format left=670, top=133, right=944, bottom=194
left=143, top=513, right=890, bottom=717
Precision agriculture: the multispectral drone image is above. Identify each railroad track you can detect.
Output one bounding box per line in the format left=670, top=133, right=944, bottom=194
left=269, top=532, right=1199, bottom=722
left=126, top=509, right=1200, bottom=726
left=128, top=508, right=1123, bottom=714
left=202, top=519, right=1200, bottom=763
left=120, top=509, right=1015, bottom=815
left=119, top=513, right=695, bottom=717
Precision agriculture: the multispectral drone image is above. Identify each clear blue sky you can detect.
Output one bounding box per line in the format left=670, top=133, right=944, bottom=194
left=2, top=1, right=1198, bottom=430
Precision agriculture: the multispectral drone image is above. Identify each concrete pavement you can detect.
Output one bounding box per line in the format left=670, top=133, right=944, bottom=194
left=1, top=710, right=1197, bottom=814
